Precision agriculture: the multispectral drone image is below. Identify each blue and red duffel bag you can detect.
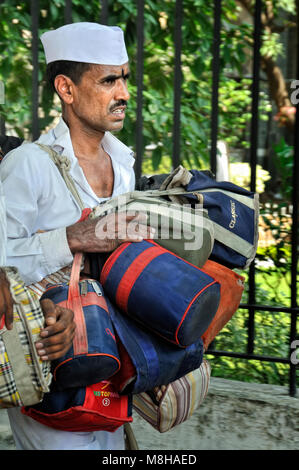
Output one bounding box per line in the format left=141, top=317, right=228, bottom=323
left=107, top=299, right=204, bottom=395
left=22, top=379, right=132, bottom=432
left=100, top=239, right=220, bottom=348
left=40, top=252, right=121, bottom=390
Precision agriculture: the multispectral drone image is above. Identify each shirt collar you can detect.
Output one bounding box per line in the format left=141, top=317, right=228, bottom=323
left=51, top=117, right=135, bottom=168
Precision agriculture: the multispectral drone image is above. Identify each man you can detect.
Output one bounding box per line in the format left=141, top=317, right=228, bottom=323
left=1, top=175, right=76, bottom=372
left=0, top=22, right=153, bottom=450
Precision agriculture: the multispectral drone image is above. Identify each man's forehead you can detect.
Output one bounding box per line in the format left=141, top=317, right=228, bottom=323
left=90, top=62, right=130, bottom=76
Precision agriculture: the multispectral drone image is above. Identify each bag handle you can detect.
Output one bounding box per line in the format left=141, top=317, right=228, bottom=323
left=66, top=251, right=88, bottom=355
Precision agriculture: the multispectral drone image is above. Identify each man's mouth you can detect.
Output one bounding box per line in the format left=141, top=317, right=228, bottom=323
left=110, top=101, right=127, bottom=119
left=112, top=107, right=125, bottom=114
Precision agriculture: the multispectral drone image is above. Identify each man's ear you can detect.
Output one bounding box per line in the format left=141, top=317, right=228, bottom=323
left=54, top=75, right=74, bottom=105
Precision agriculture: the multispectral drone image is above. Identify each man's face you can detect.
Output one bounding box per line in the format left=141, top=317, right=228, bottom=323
left=70, top=62, right=130, bottom=134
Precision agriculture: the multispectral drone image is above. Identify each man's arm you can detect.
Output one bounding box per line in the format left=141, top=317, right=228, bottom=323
left=0, top=269, right=13, bottom=330
left=66, top=211, right=155, bottom=253
left=0, top=145, right=75, bottom=285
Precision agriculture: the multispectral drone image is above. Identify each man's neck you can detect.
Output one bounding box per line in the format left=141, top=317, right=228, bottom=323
left=63, top=114, right=105, bottom=161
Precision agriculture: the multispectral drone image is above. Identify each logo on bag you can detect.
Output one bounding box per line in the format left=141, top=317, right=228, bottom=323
left=106, top=327, right=116, bottom=341
left=93, top=381, right=119, bottom=403
left=229, top=200, right=238, bottom=229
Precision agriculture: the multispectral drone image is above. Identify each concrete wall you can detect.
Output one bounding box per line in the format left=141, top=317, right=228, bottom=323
left=130, top=377, right=299, bottom=451
left=1, top=377, right=298, bottom=450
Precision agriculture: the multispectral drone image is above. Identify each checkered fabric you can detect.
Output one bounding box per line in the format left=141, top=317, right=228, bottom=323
left=0, top=267, right=52, bottom=408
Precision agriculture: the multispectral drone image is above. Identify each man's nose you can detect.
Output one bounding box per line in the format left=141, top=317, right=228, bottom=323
left=115, top=79, right=130, bottom=101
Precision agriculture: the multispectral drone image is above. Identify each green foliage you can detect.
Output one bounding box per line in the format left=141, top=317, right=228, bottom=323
left=261, top=31, right=284, bottom=60
left=208, top=123, right=297, bottom=387
left=273, top=138, right=294, bottom=201
left=208, top=192, right=298, bottom=388
left=207, top=278, right=294, bottom=386
left=0, top=0, right=280, bottom=167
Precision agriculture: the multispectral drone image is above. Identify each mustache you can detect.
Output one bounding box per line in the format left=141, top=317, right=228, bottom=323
left=109, top=100, right=128, bottom=112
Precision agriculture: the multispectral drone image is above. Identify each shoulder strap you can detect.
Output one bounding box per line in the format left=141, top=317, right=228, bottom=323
left=35, top=143, right=85, bottom=211
left=35, top=144, right=90, bottom=351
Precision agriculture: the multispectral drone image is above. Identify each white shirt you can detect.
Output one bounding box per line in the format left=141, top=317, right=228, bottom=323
left=0, top=118, right=135, bottom=285
left=0, top=179, right=7, bottom=265
left=3, top=118, right=134, bottom=451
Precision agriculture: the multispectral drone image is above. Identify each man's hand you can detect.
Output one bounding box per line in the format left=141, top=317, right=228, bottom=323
left=66, top=211, right=155, bottom=254
left=0, top=268, right=14, bottom=330
left=35, top=298, right=76, bottom=361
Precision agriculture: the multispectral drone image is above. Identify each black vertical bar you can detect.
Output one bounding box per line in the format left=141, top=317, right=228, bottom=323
left=31, top=0, right=39, bottom=140
left=100, top=0, right=109, bottom=25
left=0, top=79, right=4, bottom=136
left=210, top=0, right=222, bottom=175
left=64, top=0, right=72, bottom=24
left=247, top=0, right=262, bottom=355
left=0, top=117, right=5, bottom=136
left=135, top=0, right=144, bottom=181
left=249, top=0, right=261, bottom=194
left=289, top=6, right=299, bottom=398
left=172, top=0, right=183, bottom=169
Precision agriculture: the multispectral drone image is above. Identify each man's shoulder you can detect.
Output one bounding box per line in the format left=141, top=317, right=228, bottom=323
left=0, top=141, right=55, bottom=173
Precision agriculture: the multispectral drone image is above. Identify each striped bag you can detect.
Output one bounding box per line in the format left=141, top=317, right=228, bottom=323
left=132, top=359, right=211, bottom=433
left=0, top=267, right=52, bottom=408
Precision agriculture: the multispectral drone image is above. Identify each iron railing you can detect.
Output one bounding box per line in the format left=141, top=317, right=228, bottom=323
left=204, top=0, right=298, bottom=398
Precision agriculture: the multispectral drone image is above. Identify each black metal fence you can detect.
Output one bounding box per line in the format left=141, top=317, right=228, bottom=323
left=3, top=0, right=299, bottom=396
left=206, top=0, right=298, bottom=398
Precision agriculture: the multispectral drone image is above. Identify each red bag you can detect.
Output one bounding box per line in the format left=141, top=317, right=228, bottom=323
left=22, top=380, right=132, bottom=432
left=200, top=260, right=245, bottom=350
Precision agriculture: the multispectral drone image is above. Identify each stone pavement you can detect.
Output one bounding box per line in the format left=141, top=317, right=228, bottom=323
left=0, top=410, right=15, bottom=450
left=1, top=377, right=298, bottom=450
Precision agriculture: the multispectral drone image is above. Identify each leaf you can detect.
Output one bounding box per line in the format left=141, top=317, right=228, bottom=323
left=151, top=145, right=162, bottom=171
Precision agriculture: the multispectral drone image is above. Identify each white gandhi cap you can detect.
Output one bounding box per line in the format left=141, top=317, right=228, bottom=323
left=40, top=22, right=129, bottom=66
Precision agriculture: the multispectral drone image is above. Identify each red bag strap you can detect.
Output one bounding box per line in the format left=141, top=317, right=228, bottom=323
left=65, top=208, right=93, bottom=355
left=67, top=252, right=88, bottom=355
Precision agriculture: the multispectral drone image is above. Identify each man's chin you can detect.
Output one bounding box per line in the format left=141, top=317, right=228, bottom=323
left=109, top=121, right=125, bottom=133
left=91, top=119, right=125, bottom=134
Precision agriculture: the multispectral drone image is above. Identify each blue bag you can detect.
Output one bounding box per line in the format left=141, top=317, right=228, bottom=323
left=108, top=300, right=204, bottom=395
left=40, top=253, right=121, bottom=390
left=185, top=170, right=259, bottom=269
left=138, top=169, right=259, bottom=269
left=100, top=240, right=220, bottom=348
left=158, top=170, right=259, bottom=269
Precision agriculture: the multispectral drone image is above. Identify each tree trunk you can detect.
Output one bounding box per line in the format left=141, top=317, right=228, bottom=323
left=238, top=0, right=296, bottom=130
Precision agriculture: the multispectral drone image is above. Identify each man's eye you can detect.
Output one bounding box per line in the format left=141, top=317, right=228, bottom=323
left=104, top=78, right=116, bottom=84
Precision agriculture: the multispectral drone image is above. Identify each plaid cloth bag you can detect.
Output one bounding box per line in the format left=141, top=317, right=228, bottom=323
left=132, top=359, right=211, bottom=433
left=0, top=267, right=52, bottom=408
